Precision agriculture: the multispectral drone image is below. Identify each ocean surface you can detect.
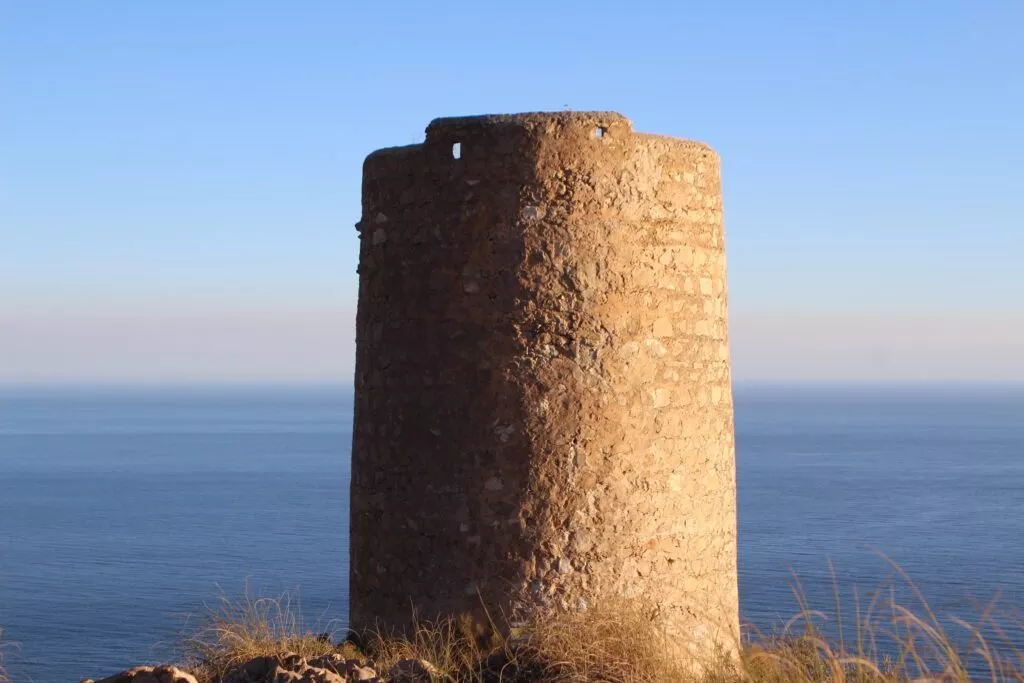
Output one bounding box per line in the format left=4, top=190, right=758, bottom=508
left=1, top=385, right=1023, bottom=681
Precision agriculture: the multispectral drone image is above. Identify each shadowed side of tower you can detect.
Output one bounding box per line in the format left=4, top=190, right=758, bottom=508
left=350, top=112, right=737, bottom=655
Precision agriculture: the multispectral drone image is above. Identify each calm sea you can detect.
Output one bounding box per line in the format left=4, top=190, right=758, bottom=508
left=1, top=385, right=1023, bottom=681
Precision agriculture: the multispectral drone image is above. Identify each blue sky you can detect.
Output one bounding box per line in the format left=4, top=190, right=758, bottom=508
left=2, top=1, right=1022, bottom=382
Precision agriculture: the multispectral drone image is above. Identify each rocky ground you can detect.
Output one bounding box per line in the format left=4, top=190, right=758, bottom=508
left=83, top=653, right=439, bottom=683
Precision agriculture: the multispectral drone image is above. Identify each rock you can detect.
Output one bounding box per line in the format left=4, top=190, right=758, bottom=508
left=88, top=666, right=198, bottom=683
left=222, top=653, right=357, bottom=683
left=386, top=658, right=439, bottom=682
left=243, top=656, right=277, bottom=677
left=221, top=655, right=274, bottom=683
left=269, top=665, right=303, bottom=682
left=157, top=669, right=199, bottom=683
left=279, top=652, right=305, bottom=670
left=304, top=655, right=376, bottom=681
left=89, top=653, right=366, bottom=683
left=313, top=672, right=348, bottom=683
left=345, top=659, right=375, bottom=681
left=305, top=654, right=345, bottom=673
left=350, top=665, right=378, bottom=681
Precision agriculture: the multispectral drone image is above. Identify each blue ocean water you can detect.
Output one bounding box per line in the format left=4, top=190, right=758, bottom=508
left=1, top=385, right=1023, bottom=681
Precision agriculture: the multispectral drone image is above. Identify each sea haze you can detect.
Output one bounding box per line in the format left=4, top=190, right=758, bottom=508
left=1, top=384, right=1022, bottom=681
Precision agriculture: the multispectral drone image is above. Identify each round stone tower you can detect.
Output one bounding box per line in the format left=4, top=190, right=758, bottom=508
left=350, top=111, right=738, bottom=655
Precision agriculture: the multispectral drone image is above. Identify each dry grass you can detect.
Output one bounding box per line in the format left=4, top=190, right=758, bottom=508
left=343, top=600, right=697, bottom=683
left=362, top=611, right=505, bottom=680
left=511, top=599, right=713, bottom=683
left=0, top=629, right=11, bottom=683
left=179, top=588, right=346, bottom=682
left=178, top=567, right=1024, bottom=682
left=730, top=559, right=1024, bottom=683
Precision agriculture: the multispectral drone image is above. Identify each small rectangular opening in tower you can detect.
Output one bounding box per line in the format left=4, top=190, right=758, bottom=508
left=594, top=127, right=606, bottom=139
left=452, top=142, right=462, bottom=159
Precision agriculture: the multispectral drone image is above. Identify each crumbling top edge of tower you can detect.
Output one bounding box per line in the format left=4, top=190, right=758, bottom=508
left=363, top=111, right=717, bottom=165
left=425, top=111, right=717, bottom=155
left=425, top=110, right=631, bottom=136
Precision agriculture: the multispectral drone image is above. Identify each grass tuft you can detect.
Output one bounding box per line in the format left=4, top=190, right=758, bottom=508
left=177, top=568, right=1024, bottom=682
left=362, top=612, right=502, bottom=680
left=512, top=598, right=702, bottom=683
left=0, top=629, right=10, bottom=683
left=179, top=588, right=344, bottom=682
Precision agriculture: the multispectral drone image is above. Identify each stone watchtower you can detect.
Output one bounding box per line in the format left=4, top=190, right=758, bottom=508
left=350, top=112, right=738, bottom=654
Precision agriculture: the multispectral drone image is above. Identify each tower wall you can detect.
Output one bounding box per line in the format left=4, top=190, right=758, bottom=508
left=350, top=112, right=737, bottom=652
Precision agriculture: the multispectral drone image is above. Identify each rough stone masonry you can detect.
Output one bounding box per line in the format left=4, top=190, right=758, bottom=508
left=350, top=111, right=738, bottom=657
